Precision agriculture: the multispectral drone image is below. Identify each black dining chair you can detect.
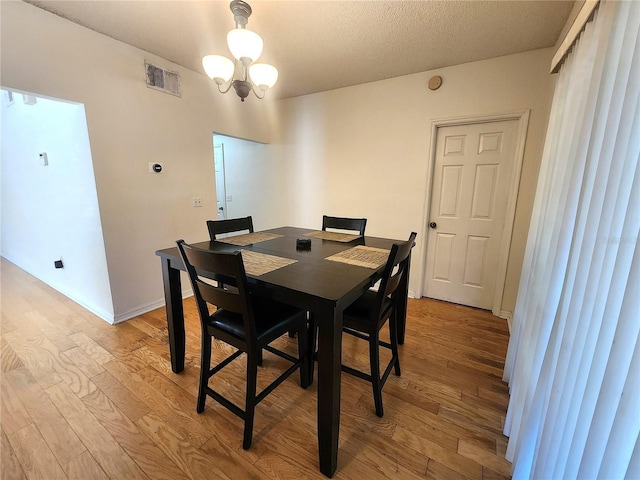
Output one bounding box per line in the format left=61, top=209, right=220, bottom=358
left=207, top=216, right=254, bottom=240
left=322, top=215, right=367, bottom=236
left=176, top=239, right=310, bottom=449
left=206, top=216, right=254, bottom=290
left=340, top=231, right=417, bottom=417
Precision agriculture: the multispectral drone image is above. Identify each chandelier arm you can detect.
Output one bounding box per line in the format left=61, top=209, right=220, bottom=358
left=251, top=85, right=266, bottom=100
left=217, top=81, right=235, bottom=94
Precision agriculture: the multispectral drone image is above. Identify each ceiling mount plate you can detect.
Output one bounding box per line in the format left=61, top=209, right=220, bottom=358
left=230, top=0, right=252, bottom=27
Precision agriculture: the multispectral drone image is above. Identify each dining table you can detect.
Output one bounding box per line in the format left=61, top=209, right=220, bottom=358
left=155, top=226, right=410, bottom=477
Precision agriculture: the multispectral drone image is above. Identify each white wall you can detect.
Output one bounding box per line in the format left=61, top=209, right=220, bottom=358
left=271, top=49, right=557, bottom=312
left=1, top=91, right=113, bottom=320
left=1, top=1, right=276, bottom=322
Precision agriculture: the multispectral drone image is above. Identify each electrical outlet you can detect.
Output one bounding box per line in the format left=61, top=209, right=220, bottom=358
left=192, top=197, right=203, bottom=207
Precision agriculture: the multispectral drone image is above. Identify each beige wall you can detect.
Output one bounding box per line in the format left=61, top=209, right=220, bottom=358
left=271, top=49, right=557, bottom=314
left=1, top=1, right=557, bottom=320
left=1, top=1, right=276, bottom=321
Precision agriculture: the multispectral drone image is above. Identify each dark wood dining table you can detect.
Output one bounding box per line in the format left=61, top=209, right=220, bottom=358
left=155, top=226, right=409, bottom=477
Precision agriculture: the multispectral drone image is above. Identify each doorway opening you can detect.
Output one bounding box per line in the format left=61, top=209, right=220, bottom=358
left=211, top=133, right=273, bottom=224
left=1, top=87, right=113, bottom=321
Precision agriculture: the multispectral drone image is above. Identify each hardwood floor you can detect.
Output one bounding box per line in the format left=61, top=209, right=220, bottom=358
left=1, top=258, right=512, bottom=479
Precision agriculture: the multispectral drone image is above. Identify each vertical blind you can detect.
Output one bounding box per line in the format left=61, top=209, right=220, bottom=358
left=503, top=0, right=639, bottom=478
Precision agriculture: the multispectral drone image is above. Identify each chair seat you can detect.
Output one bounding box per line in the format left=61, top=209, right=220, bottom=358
left=343, top=290, right=393, bottom=332
left=209, top=296, right=305, bottom=343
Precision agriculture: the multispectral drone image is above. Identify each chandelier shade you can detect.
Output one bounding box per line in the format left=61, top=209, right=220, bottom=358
left=202, top=55, right=235, bottom=84
left=202, top=0, right=277, bottom=102
left=249, top=63, right=278, bottom=90
left=227, top=29, right=263, bottom=65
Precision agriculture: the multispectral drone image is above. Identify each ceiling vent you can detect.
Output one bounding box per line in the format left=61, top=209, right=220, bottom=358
left=145, top=61, right=181, bottom=97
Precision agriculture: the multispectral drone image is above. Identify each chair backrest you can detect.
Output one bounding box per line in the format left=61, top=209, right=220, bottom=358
left=176, top=240, right=257, bottom=345
left=374, top=232, right=417, bottom=320
left=322, top=215, right=367, bottom=236
left=207, top=216, right=254, bottom=240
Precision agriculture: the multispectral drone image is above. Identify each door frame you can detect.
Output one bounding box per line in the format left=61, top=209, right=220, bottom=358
left=213, top=142, right=227, bottom=220
left=419, top=110, right=530, bottom=318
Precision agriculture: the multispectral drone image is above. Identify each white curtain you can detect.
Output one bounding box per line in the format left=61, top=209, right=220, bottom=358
left=503, top=0, right=640, bottom=478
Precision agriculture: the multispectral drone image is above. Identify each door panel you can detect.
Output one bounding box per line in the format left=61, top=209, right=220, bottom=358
left=423, top=120, right=519, bottom=309
left=471, top=164, right=498, bottom=219
left=433, top=233, right=455, bottom=281
left=439, top=165, right=463, bottom=217
left=463, top=235, right=488, bottom=287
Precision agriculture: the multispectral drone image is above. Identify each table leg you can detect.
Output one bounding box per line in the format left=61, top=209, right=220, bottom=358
left=161, top=257, right=185, bottom=373
left=308, top=311, right=317, bottom=384
left=316, top=302, right=342, bottom=477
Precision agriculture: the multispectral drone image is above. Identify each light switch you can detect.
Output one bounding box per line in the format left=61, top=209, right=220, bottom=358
left=226, top=194, right=233, bottom=202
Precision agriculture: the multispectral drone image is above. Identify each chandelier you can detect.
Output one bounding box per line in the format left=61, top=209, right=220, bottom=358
left=202, top=0, right=278, bottom=102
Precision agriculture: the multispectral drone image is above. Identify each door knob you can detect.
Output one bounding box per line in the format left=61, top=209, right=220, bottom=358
left=429, top=222, right=437, bottom=229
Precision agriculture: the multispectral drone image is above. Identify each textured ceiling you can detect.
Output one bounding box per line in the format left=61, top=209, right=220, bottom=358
left=24, top=0, right=574, bottom=100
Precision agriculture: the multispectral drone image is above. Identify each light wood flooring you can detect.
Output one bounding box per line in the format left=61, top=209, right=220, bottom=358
left=1, top=258, right=512, bottom=479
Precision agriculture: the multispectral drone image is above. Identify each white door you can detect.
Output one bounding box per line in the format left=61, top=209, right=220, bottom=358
left=423, top=120, right=519, bottom=309
left=214, top=144, right=227, bottom=220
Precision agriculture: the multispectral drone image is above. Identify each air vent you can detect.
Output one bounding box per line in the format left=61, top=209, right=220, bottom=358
left=145, top=61, right=181, bottom=97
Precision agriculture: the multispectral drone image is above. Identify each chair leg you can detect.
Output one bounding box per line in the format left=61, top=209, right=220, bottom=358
left=243, top=351, right=259, bottom=450
left=369, top=331, right=384, bottom=417
left=257, top=348, right=263, bottom=366
left=297, top=319, right=310, bottom=389
left=390, top=312, right=401, bottom=376
left=197, top=334, right=211, bottom=413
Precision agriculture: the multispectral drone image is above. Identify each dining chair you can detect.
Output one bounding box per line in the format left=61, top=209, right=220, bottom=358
left=340, top=231, right=417, bottom=417
left=207, top=216, right=254, bottom=240
left=322, top=215, right=367, bottom=236
left=176, top=239, right=310, bottom=449
left=207, top=216, right=254, bottom=291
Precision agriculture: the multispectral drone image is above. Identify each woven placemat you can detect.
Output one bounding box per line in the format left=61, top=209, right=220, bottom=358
left=217, top=232, right=283, bottom=246
left=305, top=230, right=361, bottom=243
left=240, top=250, right=297, bottom=276
left=325, top=246, right=390, bottom=269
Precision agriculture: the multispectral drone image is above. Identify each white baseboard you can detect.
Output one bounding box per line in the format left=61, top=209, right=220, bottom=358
left=60, top=291, right=115, bottom=325
left=113, top=288, right=194, bottom=324
left=113, top=299, right=165, bottom=324
left=499, top=310, right=513, bottom=332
